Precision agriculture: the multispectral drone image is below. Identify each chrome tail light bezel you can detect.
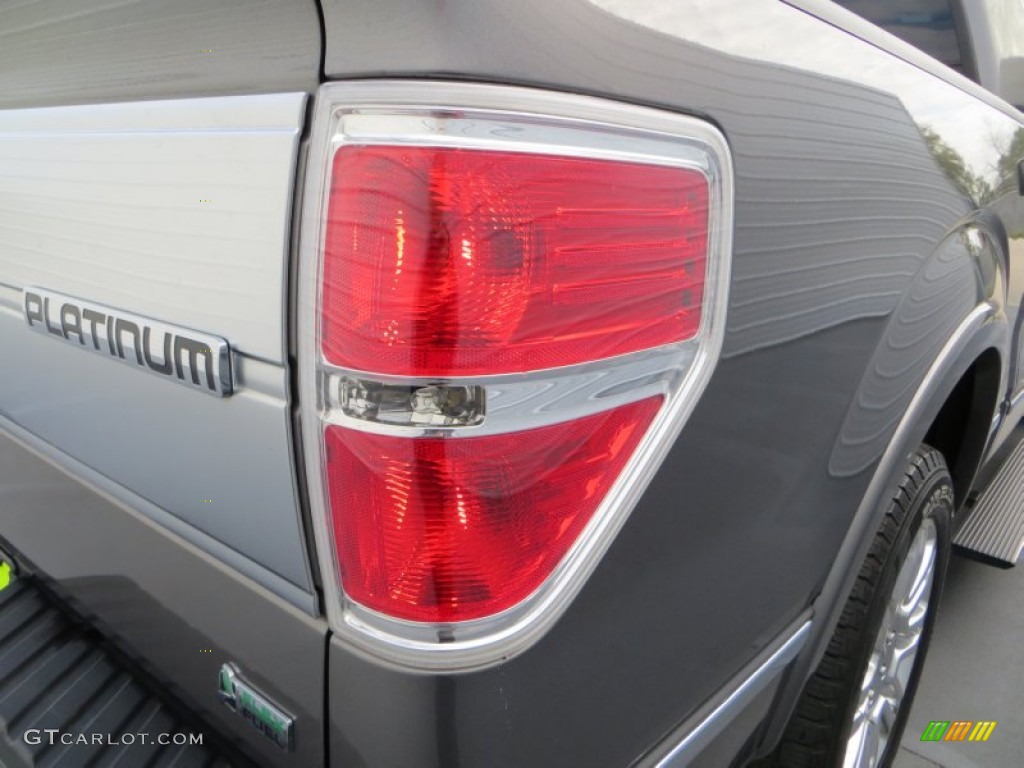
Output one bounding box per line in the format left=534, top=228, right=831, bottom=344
left=297, top=80, right=734, bottom=671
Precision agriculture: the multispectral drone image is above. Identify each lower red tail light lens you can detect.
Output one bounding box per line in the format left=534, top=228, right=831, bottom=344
left=322, top=145, right=708, bottom=377
left=325, top=397, right=662, bottom=623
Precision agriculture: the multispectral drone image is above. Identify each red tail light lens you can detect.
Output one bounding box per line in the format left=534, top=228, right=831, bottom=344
left=322, top=146, right=708, bottom=376
left=326, top=397, right=661, bottom=622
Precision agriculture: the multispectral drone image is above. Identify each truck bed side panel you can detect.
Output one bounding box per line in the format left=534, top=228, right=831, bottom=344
left=316, top=1, right=1024, bottom=765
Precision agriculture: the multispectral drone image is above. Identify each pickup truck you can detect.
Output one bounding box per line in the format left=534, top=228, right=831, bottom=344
left=1, top=1, right=1023, bottom=766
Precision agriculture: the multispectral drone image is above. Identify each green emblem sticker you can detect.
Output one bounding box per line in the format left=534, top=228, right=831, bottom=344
left=217, top=663, right=293, bottom=751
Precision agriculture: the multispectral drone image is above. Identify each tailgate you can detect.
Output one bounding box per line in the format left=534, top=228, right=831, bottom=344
left=0, top=93, right=326, bottom=767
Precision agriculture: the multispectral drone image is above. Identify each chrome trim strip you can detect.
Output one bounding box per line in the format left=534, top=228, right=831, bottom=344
left=23, top=287, right=232, bottom=397
left=1011, top=388, right=1024, bottom=411
left=653, top=620, right=812, bottom=767
left=333, top=112, right=714, bottom=167
left=297, top=80, right=734, bottom=671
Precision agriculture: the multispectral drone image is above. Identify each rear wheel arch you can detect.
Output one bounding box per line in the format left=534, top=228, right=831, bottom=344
left=756, top=309, right=1005, bottom=758
left=757, top=342, right=1004, bottom=764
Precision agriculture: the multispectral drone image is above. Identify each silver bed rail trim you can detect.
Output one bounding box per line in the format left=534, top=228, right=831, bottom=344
left=651, top=618, right=812, bottom=767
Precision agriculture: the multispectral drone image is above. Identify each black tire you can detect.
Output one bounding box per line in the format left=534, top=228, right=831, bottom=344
left=764, top=445, right=953, bottom=768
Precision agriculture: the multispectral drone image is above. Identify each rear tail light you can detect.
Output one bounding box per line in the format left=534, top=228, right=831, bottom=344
left=298, top=81, right=732, bottom=669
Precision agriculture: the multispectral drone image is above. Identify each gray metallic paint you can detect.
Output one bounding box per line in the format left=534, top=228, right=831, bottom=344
left=0, top=93, right=314, bottom=594
left=0, top=4, right=327, bottom=765
left=763, top=303, right=1006, bottom=753
left=0, top=0, right=321, bottom=109
left=314, top=0, right=1024, bottom=765
left=0, top=0, right=1022, bottom=765
left=0, top=89, right=323, bottom=763
left=0, top=93, right=308, bottom=365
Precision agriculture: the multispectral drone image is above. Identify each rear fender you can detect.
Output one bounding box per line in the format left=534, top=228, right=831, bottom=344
left=759, top=216, right=1009, bottom=753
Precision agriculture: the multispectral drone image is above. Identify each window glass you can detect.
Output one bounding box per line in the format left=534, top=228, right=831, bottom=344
left=834, top=0, right=965, bottom=74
